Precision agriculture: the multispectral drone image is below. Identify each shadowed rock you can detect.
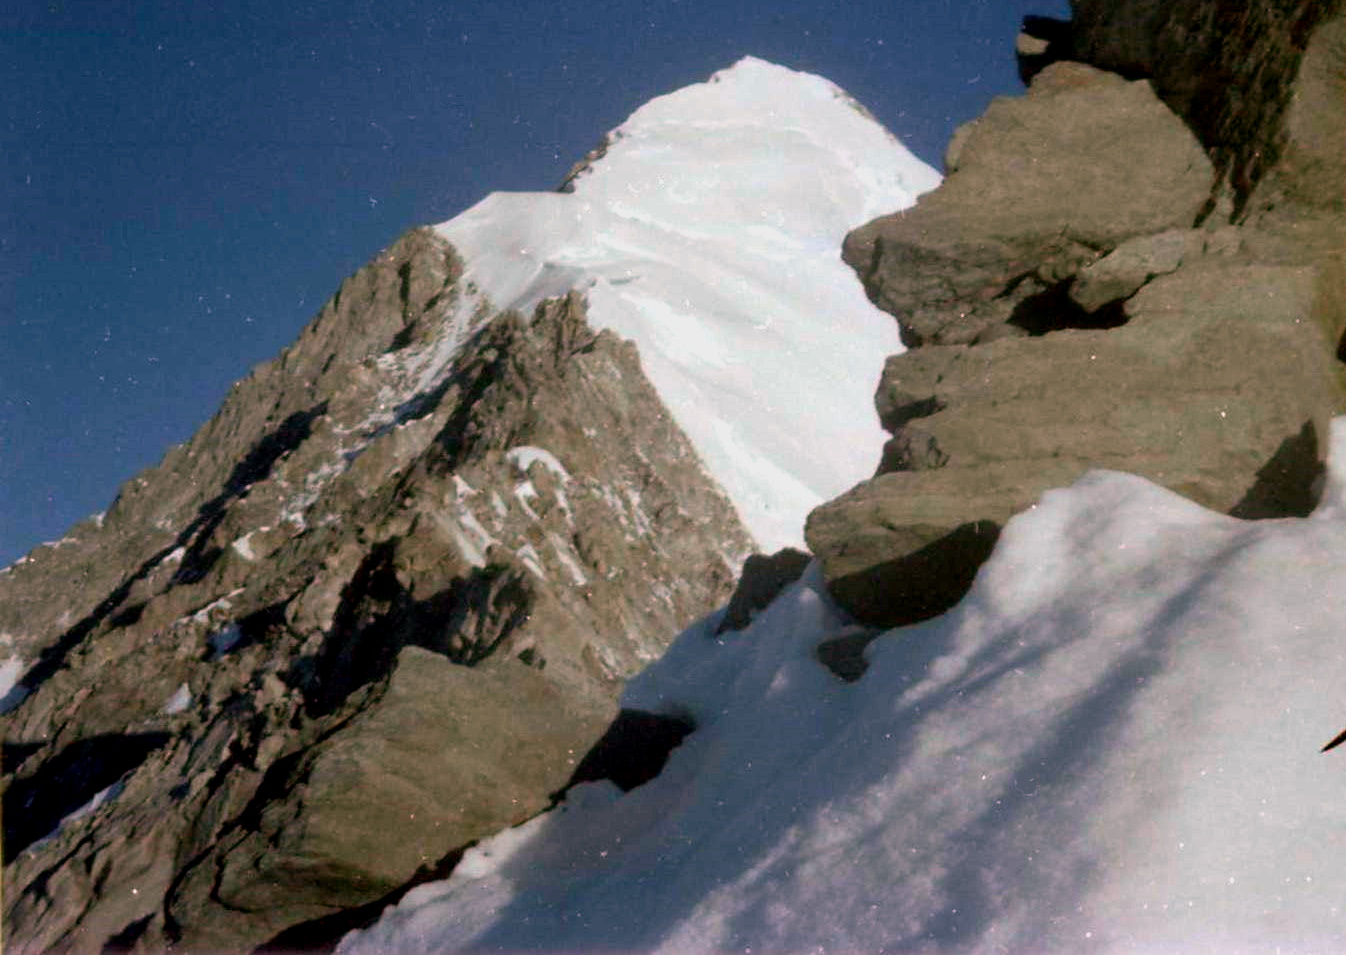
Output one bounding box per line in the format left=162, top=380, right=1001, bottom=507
left=562, top=709, right=697, bottom=793
left=715, top=548, right=813, bottom=635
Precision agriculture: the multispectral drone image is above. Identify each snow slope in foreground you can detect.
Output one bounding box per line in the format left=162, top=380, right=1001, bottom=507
left=343, top=421, right=1346, bottom=953
left=437, top=56, right=940, bottom=552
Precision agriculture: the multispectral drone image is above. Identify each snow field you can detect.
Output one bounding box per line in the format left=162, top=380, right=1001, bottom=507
left=341, top=420, right=1346, bottom=954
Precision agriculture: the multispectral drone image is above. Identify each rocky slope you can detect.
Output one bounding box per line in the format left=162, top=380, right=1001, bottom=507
left=811, top=0, right=1346, bottom=627
left=0, top=234, right=750, bottom=952
left=0, top=58, right=930, bottom=954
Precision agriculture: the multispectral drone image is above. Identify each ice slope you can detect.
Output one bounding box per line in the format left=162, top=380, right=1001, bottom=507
left=341, top=422, right=1346, bottom=954
left=436, top=56, right=941, bottom=551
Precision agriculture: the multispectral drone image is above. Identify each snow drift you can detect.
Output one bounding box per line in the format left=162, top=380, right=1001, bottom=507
left=342, top=420, right=1346, bottom=953
left=437, top=56, right=941, bottom=551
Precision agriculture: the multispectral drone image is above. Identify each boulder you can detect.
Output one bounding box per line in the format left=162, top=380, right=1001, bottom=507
left=167, top=647, right=613, bottom=951
left=715, top=548, right=812, bottom=635
left=844, top=62, right=1212, bottom=346
left=1068, top=228, right=1208, bottom=312
left=811, top=257, right=1345, bottom=627
left=806, top=478, right=1007, bottom=628
left=1068, top=0, right=1341, bottom=207
left=1015, top=15, right=1073, bottom=84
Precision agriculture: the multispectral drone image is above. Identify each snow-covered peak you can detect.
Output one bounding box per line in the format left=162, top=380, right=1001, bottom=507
left=569, top=55, right=935, bottom=230
left=436, top=58, right=939, bottom=551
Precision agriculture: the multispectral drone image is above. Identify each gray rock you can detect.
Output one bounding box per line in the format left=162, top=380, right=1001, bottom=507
left=806, top=476, right=1006, bottom=628
left=1068, top=229, right=1204, bottom=313
left=1069, top=0, right=1340, bottom=209
left=811, top=259, right=1345, bottom=626
left=1, top=240, right=750, bottom=952
left=1270, top=13, right=1346, bottom=213
left=168, top=647, right=613, bottom=951
left=1015, top=15, right=1073, bottom=85
left=844, top=62, right=1213, bottom=346
left=1015, top=32, right=1050, bottom=59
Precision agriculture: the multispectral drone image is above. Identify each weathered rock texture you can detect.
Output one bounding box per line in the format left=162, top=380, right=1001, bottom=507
left=1069, top=0, right=1344, bottom=211
left=844, top=62, right=1214, bottom=348
left=1, top=230, right=749, bottom=953
left=815, top=2, right=1346, bottom=628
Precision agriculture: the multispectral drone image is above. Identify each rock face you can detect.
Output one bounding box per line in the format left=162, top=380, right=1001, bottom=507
left=1069, top=0, right=1343, bottom=211
left=1, top=230, right=749, bottom=952
left=813, top=3, right=1346, bottom=627
left=843, top=62, right=1213, bottom=348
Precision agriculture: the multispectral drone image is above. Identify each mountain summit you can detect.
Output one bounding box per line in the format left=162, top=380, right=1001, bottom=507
left=0, top=58, right=932, bottom=953
left=7, top=2, right=1344, bottom=949
left=439, top=55, right=940, bottom=550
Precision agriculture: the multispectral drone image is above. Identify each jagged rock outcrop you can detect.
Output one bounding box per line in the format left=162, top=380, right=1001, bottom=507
left=1, top=231, right=750, bottom=952
left=813, top=2, right=1346, bottom=627
left=843, top=61, right=1213, bottom=348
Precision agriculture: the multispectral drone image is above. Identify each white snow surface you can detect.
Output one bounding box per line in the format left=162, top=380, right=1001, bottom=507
left=0, top=655, right=27, bottom=715
left=341, top=420, right=1346, bottom=954
left=162, top=682, right=193, bottom=715
left=436, top=56, right=939, bottom=551
left=504, top=446, right=571, bottom=482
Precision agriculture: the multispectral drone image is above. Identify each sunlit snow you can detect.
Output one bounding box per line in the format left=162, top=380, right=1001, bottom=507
left=162, top=682, right=193, bottom=715
left=436, top=56, right=940, bottom=551
left=0, top=653, right=28, bottom=715
left=341, top=420, right=1346, bottom=953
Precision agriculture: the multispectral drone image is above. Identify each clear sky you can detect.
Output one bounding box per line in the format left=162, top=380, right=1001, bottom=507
left=1, top=0, right=1069, bottom=567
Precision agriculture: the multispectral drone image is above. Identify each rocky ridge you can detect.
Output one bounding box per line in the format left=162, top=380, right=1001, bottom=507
left=1, top=54, right=931, bottom=952
left=810, top=0, right=1346, bottom=627
left=1, top=230, right=749, bottom=951
left=4, top=2, right=1344, bottom=950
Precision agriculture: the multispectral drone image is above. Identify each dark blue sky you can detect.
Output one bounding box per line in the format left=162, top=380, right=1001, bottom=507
left=1, top=0, right=1068, bottom=566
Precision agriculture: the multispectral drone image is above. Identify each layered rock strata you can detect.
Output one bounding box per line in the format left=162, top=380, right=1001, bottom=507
left=843, top=62, right=1215, bottom=348
left=813, top=5, right=1346, bottom=627
left=1, top=231, right=749, bottom=952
